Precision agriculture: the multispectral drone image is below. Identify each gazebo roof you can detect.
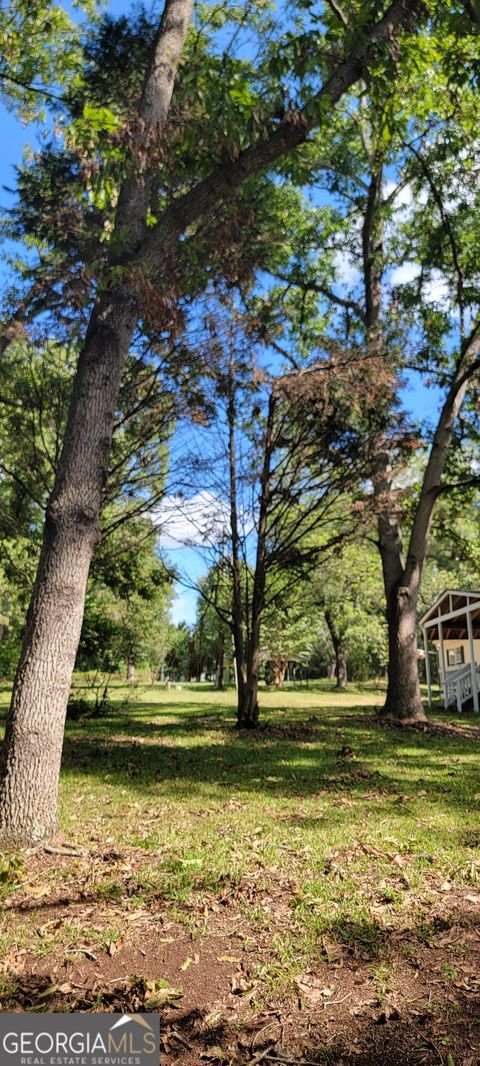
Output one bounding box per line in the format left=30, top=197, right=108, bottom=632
left=420, top=589, right=480, bottom=640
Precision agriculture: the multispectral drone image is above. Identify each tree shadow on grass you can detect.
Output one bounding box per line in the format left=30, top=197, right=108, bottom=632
left=1, top=692, right=477, bottom=816
left=58, top=714, right=480, bottom=824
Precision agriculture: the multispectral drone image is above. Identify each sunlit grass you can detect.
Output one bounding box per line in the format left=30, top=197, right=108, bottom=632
left=0, top=678, right=479, bottom=979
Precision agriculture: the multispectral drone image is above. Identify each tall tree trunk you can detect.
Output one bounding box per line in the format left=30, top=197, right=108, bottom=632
left=226, top=362, right=274, bottom=728
left=226, top=359, right=250, bottom=723
left=359, top=154, right=480, bottom=722
left=127, top=661, right=136, bottom=683
left=325, top=609, right=348, bottom=690
left=0, top=0, right=193, bottom=845
left=236, top=394, right=275, bottom=729
left=215, top=635, right=224, bottom=690
left=370, top=434, right=425, bottom=719
left=0, top=295, right=139, bottom=843
left=380, top=329, right=480, bottom=718
left=383, top=584, right=423, bottom=719
left=373, top=439, right=426, bottom=720
left=195, top=616, right=204, bottom=682
left=361, top=163, right=425, bottom=721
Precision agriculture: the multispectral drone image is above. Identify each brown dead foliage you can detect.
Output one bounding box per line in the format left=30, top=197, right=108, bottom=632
left=352, top=713, right=480, bottom=742
left=1, top=843, right=480, bottom=1064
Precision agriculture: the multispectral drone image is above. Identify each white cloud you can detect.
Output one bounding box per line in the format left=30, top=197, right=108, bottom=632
left=383, top=179, right=428, bottom=210
left=390, top=261, right=419, bottom=286
left=384, top=179, right=414, bottom=209
left=333, top=249, right=361, bottom=287
left=155, top=490, right=230, bottom=549
left=390, top=263, right=450, bottom=306
left=423, top=269, right=450, bottom=305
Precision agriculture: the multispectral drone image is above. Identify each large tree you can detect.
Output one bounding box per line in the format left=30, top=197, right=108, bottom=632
left=0, top=0, right=427, bottom=841
left=258, top=22, right=480, bottom=720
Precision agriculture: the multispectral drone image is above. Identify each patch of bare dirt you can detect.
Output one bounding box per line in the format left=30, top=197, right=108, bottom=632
left=2, top=850, right=480, bottom=1064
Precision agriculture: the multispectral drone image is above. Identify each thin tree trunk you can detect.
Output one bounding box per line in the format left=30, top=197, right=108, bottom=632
left=336, top=645, right=348, bottom=690
left=0, top=595, right=9, bottom=646
left=237, top=395, right=275, bottom=729
left=226, top=358, right=249, bottom=720
left=237, top=645, right=261, bottom=729
left=325, top=609, right=348, bottom=690
left=271, top=659, right=288, bottom=688
left=0, top=0, right=193, bottom=845
left=127, top=662, right=136, bottom=683
left=195, top=616, right=204, bottom=682
left=216, top=635, right=224, bottom=690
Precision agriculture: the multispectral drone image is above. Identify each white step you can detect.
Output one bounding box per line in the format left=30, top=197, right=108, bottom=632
left=441, top=664, right=480, bottom=712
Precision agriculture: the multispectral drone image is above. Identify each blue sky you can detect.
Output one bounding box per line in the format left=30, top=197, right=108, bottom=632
left=0, top=0, right=443, bottom=626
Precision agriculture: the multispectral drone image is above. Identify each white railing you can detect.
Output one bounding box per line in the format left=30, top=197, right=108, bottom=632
left=441, top=664, right=480, bottom=712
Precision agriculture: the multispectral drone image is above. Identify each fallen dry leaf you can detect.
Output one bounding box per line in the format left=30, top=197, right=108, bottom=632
left=296, top=975, right=335, bottom=1004
left=322, top=936, right=345, bottom=962
left=200, top=1047, right=227, bottom=1062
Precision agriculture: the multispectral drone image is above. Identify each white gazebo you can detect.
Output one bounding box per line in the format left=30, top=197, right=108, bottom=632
left=420, top=590, right=480, bottom=712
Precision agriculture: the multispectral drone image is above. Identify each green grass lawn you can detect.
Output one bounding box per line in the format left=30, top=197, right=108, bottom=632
left=0, top=679, right=479, bottom=1062
left=0, top=679, right=478, bottom=961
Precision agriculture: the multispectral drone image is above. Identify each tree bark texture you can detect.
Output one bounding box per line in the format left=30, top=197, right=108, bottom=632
left=0, top=0, right=193, bottom=844
left=215, top=636, right=225, bottom=690
left=325, top=609, right=348, bottom=690
left=271, top=659, right=288, bottom=688
left=237, top=654, right=261, bottom=729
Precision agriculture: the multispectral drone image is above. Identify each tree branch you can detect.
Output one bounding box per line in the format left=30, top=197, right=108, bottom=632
left=137, top=0, right=425, bottom=278
left=275, top=271, right=366, bottom=321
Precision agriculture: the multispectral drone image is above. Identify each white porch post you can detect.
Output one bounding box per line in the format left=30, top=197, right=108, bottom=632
left=438, top=619, right=447, bottom=706
left=466, top=607, right=479, bottom=713
left=423, top=627, right=432, bottom=708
